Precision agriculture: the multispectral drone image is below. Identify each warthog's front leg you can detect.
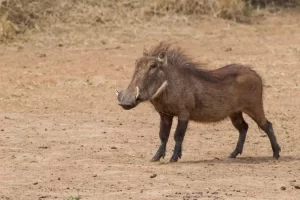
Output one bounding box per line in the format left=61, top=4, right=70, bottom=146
left=170, top=119, right=189, bottom=162
left=151, top=113, right=173, bottom=162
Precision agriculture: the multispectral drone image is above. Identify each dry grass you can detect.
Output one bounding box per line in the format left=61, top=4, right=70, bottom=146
left=0, top=0, right=298, bottom=43
left=147, top=0, right=252, bottom=21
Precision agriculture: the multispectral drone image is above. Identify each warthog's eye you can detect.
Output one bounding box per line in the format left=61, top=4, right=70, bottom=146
left=149, top=63, right=156, bottom=70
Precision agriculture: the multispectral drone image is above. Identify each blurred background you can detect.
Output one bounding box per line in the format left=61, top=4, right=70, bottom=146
left=1, top=1, right=300, bottom=200
left=0, top=0, right=299, bottom=45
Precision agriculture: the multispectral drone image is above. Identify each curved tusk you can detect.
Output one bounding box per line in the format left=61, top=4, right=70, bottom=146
left=151, top=81, right=168, bottom=99
left=116, top=89, right=119, bottom=96
left=136, top=87, right=140, bottom=99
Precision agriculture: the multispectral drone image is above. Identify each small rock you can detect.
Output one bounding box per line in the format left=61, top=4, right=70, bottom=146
left=33, top=182, right=38, bottom=185
left=1, top=129, right=4, bottom=131
left=38, top=53, right=47, bottom=58
left=294, top=185, right=300, bottom=189
left=57, top=177, right=61, bottom=180
left=105, top=45, right=121, bottom=50
left=87, top=75, right=106, bottom=86
left=280, top=186, right=286, bottom=190
left=260, top=135, right=267, bottom=137
left=111, top=146, right=117, bottom=149
left=39, top=195, right=50, bottom=199
left=150, top=174, right=157, bottom=178
left=224, top=47, right=232, bottom=52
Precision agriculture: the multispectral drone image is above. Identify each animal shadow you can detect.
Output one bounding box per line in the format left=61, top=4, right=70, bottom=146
left=168, top=155, right=299, bottom=165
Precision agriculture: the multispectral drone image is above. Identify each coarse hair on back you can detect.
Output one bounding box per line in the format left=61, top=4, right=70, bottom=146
left=146, top=41, right=221, bottom=82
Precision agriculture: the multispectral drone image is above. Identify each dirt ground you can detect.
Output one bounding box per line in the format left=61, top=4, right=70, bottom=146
left=0, top=11, right=300, bottom=200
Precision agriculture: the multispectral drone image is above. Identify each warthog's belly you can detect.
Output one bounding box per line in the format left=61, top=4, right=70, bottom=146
left=189, top=106, right=238, bottom=122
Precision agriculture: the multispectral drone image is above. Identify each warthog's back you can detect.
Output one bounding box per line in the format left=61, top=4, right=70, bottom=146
left=189, top=64, right=263, bottom=122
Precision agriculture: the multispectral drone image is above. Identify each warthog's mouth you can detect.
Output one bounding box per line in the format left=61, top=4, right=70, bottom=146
left=117, top=81, right=168, bottom=110
left=119, top=102, right=139, bottom=110
left=117, top=86, right=140, bottom=110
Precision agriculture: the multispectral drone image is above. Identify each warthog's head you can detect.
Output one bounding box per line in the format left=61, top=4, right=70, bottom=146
left=117, top=51, right=168, bottom=110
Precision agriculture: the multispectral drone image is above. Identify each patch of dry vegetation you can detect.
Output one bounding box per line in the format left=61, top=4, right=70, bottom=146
left=0, top=0, right=298, bottom=43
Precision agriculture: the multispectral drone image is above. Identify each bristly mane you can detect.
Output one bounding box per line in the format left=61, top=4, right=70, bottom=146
left=147, top=41, right=220, bottom=82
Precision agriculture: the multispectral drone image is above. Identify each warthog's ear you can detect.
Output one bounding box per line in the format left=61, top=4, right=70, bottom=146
left=143, top=48, right=149, bottom=56
left=157, top=52, right=167, bottom=66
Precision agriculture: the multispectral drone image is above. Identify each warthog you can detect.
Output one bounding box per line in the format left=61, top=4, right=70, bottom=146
left=117, top=42, right=281, bottom=162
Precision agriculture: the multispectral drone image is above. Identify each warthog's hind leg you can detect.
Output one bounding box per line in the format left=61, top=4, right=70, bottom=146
left=170, top=120, right=189, bottom=162
left=244, top=105, right=281, bottom=159
left=151, top=113, right=173, bottom=162
left=229, top=112, right=249, bottom=158
left=260, top=120, right=281, bottom=159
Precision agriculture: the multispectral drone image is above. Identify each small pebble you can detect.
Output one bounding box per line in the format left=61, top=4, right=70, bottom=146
left=225, top=47, right=232, bottom=52
left=150, top=174, right=157, bottom=178
left=280, top=186, right=286, bottom=190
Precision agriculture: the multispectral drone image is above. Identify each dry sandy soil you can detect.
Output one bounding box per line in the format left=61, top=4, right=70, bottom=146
left=0, top=11, right=300, bottom=200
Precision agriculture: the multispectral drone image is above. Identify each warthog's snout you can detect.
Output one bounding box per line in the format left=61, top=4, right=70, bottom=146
left=116, top=88, right=140, bottom=110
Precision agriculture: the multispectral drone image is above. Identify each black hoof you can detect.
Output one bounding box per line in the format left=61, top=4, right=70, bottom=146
left=273, top=145, right=281, bottom=159
left=229, top=149, right=242, bottom=158
left=228, top=153, right=237, bottom=158
left=169, top=155, right=180, bottom=162
left=150, top=155, right=163, bottom=162
left=169, top=147, right=182, bottom=162
left=151, top=145, right=166, bottom=162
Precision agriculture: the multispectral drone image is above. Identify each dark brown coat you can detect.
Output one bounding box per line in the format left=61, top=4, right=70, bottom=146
left=117, top=42, right=281, bottom=162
